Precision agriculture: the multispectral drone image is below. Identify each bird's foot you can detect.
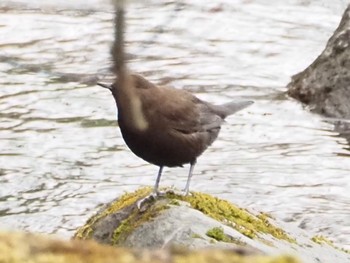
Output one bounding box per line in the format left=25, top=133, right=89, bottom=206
left=136, top=191, right=165, bottom=211
left=181, top=188, right=192, bottom=197
left=136, top=189, right=192, bottom=211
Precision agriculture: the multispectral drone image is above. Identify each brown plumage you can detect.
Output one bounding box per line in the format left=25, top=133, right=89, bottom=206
left=99, top=73, right=253, bottom=195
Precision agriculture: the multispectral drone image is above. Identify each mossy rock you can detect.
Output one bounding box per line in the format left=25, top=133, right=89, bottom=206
left=73, top=187, right=350, bottom=263
left=74, top=187, right=292, bottom=245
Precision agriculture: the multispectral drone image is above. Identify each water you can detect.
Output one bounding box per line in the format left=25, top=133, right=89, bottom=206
left=0, top=0, right=349, bottom=249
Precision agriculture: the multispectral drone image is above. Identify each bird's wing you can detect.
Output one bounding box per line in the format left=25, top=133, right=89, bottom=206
left=140, top=86, right=223, bottom=134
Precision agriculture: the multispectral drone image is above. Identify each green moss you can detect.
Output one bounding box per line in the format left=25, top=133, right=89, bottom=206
left=257, top=212, right=274, bottom=221
left=112, top=200, right=169, bottom=244
left=206, top=227, right=247, bottom=246
left=312, top=235, right=350, bottom=254
left=74, top=187, right=153, bottom=240
left=311, top=235, right=333, bottom=246
left=206, top=227, right=231, bottom=243
left=166, top=191, right=295, bottom=243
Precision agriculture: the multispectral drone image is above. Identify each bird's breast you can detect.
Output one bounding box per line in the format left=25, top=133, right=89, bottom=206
left=118, top=119, right=205, bottom=167
left=116, top=94, right=149, bottom=133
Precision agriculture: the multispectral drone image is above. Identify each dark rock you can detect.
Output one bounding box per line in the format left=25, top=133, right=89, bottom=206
left=287, top=4, right=350, bottom=141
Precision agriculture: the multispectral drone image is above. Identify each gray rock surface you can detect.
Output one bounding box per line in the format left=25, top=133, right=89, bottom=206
left=123, top=201, right=349, bottom=263
left=123, top=201, right=255, bottom=251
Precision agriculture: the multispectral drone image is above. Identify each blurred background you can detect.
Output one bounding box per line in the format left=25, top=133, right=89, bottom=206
left=0, top=0, right=349, bottom=249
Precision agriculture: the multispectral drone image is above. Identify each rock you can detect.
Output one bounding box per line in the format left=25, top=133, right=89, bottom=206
left=287, top=4, right=350, bottom=119
left=0, top=230, right=299, bottom=263
left=74, top=187, right=350, bottom=263
left=287, top=4, right=350, bottom=141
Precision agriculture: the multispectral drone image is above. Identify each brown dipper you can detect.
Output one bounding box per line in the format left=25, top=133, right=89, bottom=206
left=98, top=73, right=253, bottom=195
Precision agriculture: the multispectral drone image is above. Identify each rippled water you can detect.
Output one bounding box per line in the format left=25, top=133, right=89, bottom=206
left=1, top=0, right=349, bottom=249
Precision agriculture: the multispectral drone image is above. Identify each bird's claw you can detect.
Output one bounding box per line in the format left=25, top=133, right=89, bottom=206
left=136, top=191, right=167, bottom=210
left=136, top=192, right=157, bottom=210
left=181, top=188, right=192, bottom=197
left=136, top=189, right=192, bottom=211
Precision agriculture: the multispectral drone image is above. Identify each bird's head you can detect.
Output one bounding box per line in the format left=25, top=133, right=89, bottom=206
left=98, top=74, right=154, bottom=93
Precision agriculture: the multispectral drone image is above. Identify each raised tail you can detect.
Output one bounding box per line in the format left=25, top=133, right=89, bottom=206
left=211, top=100, right=254, bottom=118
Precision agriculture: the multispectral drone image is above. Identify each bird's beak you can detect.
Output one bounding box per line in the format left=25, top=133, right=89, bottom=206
left=97, top=83, right=112, bottom=90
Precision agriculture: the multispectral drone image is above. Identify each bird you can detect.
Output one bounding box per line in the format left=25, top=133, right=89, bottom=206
left=98, top=73, right=253, bottom=196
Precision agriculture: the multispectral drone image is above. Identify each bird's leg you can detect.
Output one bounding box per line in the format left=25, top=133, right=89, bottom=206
left=183, top=160, right=196, bottom=195
left=154, top=166, right=163, bottom=194
left=137, top=166, right=164, bottom=210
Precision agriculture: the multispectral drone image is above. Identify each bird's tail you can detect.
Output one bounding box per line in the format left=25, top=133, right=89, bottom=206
left=212, top=100, right=254, bottom=118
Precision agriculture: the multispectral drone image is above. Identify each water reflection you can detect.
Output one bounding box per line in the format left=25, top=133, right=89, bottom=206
left=0, top=0, right=349, bottom=249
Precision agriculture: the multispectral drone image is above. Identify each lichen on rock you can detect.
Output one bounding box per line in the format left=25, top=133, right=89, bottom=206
left=74, top=187, right=153, bottom=241
left=74, top=187, right=293, bottom=245
left=73, top=187, right=350, bottom=263
left=164, top=191, right=294, bottom=242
